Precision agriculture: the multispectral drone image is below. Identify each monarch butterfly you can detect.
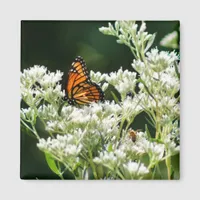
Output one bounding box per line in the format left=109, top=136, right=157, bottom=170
left=63, top=56, right=104, bottom=105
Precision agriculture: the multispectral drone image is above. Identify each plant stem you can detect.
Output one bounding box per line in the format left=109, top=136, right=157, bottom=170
left=116, top=169, right=125, bottom=180
left=57, top=162, right=64, bottom=180
left=21, top=119, right=40, bottom=139
left=155, top=101, right=161, bottom=139
left=63, top=163, right=78, bottom=180
left=125, top=118, right=134, bottom=133
left=58, top=173, right=64, bottom=180
left=21, top=119, right=35, bottom=135
left=88, top=149, right=98, bottom=179
left=141, top=41, right=148, bottom=66
left=117, top=118, right=125, bottom=140
left=166, top=156, right=171, bottom=180
left=31, top=122, right=40, bottom=140
left=129, top=46, right=137, bottom=58
left=151, top=166, right=157, bottom=180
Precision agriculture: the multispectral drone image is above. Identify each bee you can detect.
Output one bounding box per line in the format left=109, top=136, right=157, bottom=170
left=128, top=129, right=141, bottom=142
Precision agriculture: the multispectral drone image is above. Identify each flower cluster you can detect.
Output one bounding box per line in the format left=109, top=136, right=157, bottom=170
left=20, top=65, right=64, bottom=107
left=21, top=21, right=180, bottom=180
left=99, top=21, right=156, bottom=60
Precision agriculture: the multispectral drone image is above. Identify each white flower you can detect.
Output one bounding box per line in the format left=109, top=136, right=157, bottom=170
left=90, top=70, right=107, bottom=83
left=143, top=140, right=165, bottom=163
left=93, top=147, right=129, bottom=170
left=20, top=86, right=43, bottom=106
left=163, top=133, right=180, bottom=156
left=93, top=151, right=118, bottom=169
left=99, top=26, right=113, bottom=35
left=121, top=96, right=143, bottom=121
left=21, top=66, right=64, bottom=106
left=160, top=31, right=179, bottom=49
left=119, top=131, right=147, bottom=157
left=101, top=101, right=122, bottom=117
left=132, top=59, right=145, bottom=73
left=123, top=130, right=165, bottom=163
left=38, top=104, right=59, bottom=120
left=64, top=144, right=82, bottom=156
left=122, top=161, right=149, bottom=178
left=39, top=101, right=123, bottom=140
left=21, top=107, right=36, bottom=121
left=37, top=134, right=83, bottom=159
left=39, top=70, right=63, bottom=88
left=146, top=48, right=179, bottom=72
left=139, top=21, right=146, bottom=33
left=21, top=65, right=47, bottom=85
left=114, top=149, right=126, bottom=160
left=46, top=121, right=58, bottom=132
left=159, top=71, right=179, bottom=92
left=102, top=82, right=109, bottom=92
left=105, top=68, right=137, bottom=100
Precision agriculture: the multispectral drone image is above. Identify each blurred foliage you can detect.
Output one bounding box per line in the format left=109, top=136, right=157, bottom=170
left=21, top=20, right=179, bottom=179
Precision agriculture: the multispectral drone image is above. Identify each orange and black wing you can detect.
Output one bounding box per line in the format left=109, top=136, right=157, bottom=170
left=64, top=56, right=104, bottom=105
left=72, top=82, right=104, bottom=105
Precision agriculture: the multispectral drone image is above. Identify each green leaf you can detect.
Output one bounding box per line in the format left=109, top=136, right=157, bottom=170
left=45, top=152, right=62, bottom=177
left=107, top=143, right=113, bottom=152
left=153, top=164, right=163, bottom=180
left=96, top=165, right=104, bottom=179
left=171, top=154, right=180, bottom=180
left=158, top=161, right=168, bottom=180
left=144, top=33, right=157, bottom=53
left=111, top=91, right=119, bottom=103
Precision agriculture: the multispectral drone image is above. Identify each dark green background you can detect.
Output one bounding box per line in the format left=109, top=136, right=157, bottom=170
left=21, top=21, right=179, bottom=179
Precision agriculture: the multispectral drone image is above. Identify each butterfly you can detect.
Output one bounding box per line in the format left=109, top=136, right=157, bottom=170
left=63, top=56, right=104, bottom=105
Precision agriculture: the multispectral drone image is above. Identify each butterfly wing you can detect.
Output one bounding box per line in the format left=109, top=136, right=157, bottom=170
left=65, top=56, right=104, bottom=105
left=72, top=82, right=104, bottom=105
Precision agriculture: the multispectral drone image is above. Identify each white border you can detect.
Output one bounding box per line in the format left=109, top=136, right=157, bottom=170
left=1, top=0, right=200, bottom=199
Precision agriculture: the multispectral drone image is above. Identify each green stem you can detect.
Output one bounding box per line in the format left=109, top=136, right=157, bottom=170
left=56, top=162, right=64, bottom=180
left=141, top=40, right=148, bottom=66
left=88, top=149, right=98, bottom=179
left=63, top=163, right=78, bottom=180
left=117, top=118, right=125, bottom=140
left=21, top=119, right=35, bottom=135
left=132, top=35, right=141, bottom=60
left=116, top=169, right=125, bottom=180
left=151, top=165, right=157, bottom=179
left=129, top=46, right=137, bottom=58
left=156, top=164, right=163, bottom=179
left=166, top=156, right=171, bottom=180
left=155, top=101, right=161, bottom=139
left=58, top=173, right=64, bottom=180
left=174, top=61, right=180, bottom=80
left=21, top=119, right=40, bottom=139
left=125, top=121, right=132, bottom=133
left=31, top=122, right=40, bottom=139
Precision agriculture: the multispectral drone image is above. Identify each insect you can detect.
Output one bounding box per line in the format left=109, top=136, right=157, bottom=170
left=64, top=56, right=104, bottom=105
left=128, top=129, right=141, bottom=142
left=126, top=91, right=134, bottom=98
